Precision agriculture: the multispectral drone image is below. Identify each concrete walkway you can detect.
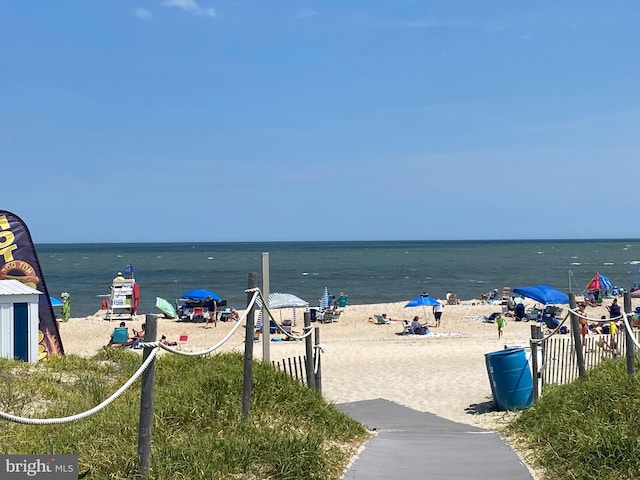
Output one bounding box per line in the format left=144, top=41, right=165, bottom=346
left=337, top=399, right=534, bottom=480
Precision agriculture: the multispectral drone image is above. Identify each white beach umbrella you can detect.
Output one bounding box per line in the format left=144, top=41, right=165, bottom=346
left=319, top=287, right=329, bottom=309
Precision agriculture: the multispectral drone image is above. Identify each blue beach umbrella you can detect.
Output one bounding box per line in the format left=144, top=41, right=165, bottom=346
left=405, top=295, right=441, bottom=321
left=180, top=289, right=221, bottom=301
left=50, top=296, right=63, bottom=307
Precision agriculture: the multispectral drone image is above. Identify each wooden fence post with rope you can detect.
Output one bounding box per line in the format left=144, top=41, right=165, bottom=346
left=304, top=311, right=315, bottom=390
left=624, top=292, right=635, bottom=378
left=137, top=313, right=158, bottom=479
left=569, top=293, right=586, bottom=378
left=242, top=273, right=257, bottom=419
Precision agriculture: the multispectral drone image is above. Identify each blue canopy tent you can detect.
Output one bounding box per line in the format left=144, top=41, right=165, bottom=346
left=512, top=285, right=568, bottom=305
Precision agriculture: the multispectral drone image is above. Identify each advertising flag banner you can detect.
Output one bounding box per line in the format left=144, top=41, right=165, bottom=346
left=0, top=210, right=64, bottom=357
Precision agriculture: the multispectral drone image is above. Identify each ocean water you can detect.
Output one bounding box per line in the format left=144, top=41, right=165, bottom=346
left=34, top=240, right=640, bottom=318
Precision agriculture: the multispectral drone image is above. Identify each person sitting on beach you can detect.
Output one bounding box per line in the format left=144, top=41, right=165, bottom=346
left=132, top=323, right=146, bottom=348
left=228, top=307, right=240, bottom=322
left=410, top=316, right=426, bottom=335
left=160, top=335, right=178, bottom=347
left=108, top=322, right=133, bottom=347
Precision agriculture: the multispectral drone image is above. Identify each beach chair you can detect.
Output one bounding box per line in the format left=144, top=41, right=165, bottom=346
left=320, top=311, right=335, bottom=324
left=191, top=306, right=204, bottom=321
left=110, top=327, right=130, bottom=347
left=447, top=293, right=460, bottom=305
left=374, top=314, right=390, bottom=325
left=335, top=294, right=348, bottom=311
left=401, top=320, right=412, bottom=335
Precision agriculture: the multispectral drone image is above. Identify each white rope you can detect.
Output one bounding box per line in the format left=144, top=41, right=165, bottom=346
left=566, top=306, right=623, bottom=323
left=621, top=312, right=640, bottom=351
left=313, top=344, right=324, bottom=374
left=0, top=347, right=159, bottom=425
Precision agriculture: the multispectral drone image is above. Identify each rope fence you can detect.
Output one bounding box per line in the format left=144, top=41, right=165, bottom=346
left=0, top=286, right=322, bottom=426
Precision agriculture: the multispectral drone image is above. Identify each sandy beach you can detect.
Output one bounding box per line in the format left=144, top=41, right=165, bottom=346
left=57, top=296, right=637, bottom=432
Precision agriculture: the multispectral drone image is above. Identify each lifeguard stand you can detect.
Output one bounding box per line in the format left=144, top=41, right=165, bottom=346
left=105, top=278, right=138, bottom=321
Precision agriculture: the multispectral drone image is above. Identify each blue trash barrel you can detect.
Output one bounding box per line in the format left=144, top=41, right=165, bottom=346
left=485, top=347, right=533, bottom=410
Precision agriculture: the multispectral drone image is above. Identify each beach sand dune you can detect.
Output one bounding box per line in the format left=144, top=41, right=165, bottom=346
left=58, top=299, right=634, bottom=430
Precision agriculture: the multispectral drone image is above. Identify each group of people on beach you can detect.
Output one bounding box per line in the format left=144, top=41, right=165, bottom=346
left=576, top=298, right=622, bottom=357
left=107, top=322, right=178, bottom=348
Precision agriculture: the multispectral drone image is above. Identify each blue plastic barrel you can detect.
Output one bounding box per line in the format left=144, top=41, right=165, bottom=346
left=485, top=347, right=533, bottom=410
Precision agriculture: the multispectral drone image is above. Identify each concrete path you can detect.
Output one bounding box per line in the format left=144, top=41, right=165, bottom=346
left=337, top=399, right=534, bottom=480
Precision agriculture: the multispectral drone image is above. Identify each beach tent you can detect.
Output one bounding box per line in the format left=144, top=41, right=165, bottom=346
left=586, top=273, right=613, bottom=292
left=256, top=293, right=309, bottom=330
left=512, top=285, right=569, bottom=305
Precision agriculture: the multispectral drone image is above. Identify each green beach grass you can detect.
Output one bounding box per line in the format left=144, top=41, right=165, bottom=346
left=0, top=349, right=369, bottom=479
left=506, top=357, right=640, bottom=480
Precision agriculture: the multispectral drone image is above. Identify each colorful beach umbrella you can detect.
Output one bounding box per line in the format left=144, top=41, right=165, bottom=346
left=585, top=273, right=613, bottom=292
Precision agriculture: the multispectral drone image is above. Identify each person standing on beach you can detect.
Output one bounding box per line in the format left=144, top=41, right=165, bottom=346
left=607, top=298, right=621, bottom=320
left=577, top=304, right=589, bottom=345
left=433, top=301, right=443, bottom=327
left=205, top=296, right=217, bottom=328
left=496, top=314, right=506, bottom=339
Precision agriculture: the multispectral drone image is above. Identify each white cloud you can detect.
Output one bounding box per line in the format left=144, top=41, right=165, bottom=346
left=133, top=8, right=152, bottom=20
left=163, top=0, right=216, bottom=17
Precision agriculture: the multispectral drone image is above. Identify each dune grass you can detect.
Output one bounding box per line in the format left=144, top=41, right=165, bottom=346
left=0, top=349, right=369, bottom=479
left=506, top=357, right=640, bottom=480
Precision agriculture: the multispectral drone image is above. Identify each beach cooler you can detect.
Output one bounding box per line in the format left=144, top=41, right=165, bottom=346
left=485, top=347, right=533, bottom=411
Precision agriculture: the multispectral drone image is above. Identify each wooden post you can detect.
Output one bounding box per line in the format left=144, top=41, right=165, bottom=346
left=624, top=292, right=635, bottom=378
left=137, top=313, right=158, bottom=479
left=242, top=273, right=257, bottom=419
left=530, top=324, right=543, bottom=402
left=569, top=293, right=586, bottom=378
left=314, top=327, right=322, bottom=394
left=303, top=311, right=315, bottom=390
left=261, top=253, right=270, bottom=364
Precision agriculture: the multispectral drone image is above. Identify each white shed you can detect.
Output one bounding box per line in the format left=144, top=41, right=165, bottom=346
left=0, top=279, right=42, bottom=363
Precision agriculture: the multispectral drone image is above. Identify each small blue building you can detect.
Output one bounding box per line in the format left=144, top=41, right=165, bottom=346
left=0, top=279, right=41, bottom=363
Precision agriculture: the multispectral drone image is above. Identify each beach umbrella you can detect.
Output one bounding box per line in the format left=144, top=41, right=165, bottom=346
left=405, top=295, right=441, bottom=321
left=156, top=297, right=177, bottom=319
left=180, top=289, right=221, bottom=301
left=512, top=285, right=568, bottom=305
left=319, top=287, right=329, bottom=309
left=256, top=292, right=309, bottom=328
left=50, top=296, right=63, bottom=307
left=585, top=273, right=613, bottom=292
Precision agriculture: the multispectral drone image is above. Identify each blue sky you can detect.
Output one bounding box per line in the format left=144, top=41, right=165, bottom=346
left=2, top=1, right=639, bottom=243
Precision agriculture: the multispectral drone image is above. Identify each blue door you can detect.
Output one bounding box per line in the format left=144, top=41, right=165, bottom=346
left=13, top=303, right=29, bottom=361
